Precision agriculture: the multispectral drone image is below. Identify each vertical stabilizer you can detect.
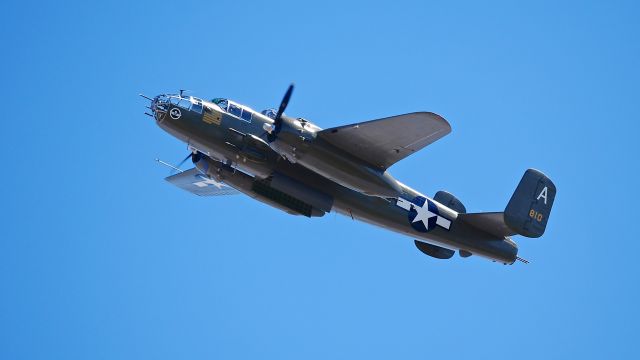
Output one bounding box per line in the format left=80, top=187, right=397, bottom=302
left=504, top=169, right=556, bottom=238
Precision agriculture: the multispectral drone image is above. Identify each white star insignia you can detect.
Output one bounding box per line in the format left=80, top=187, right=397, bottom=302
left=411, top=203, right=437, bottom=225
left=193, top=176, right=224, bottom=189
left=410, top=202, right=452, bottom=230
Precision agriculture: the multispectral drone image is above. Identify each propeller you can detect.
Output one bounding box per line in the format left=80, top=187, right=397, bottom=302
left=170, top=151, right=203, bottom=174
left=267, top=83, right=294, bottom=143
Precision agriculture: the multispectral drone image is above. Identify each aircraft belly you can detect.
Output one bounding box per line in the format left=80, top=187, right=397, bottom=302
left=251, top=159, right=517, bottom=263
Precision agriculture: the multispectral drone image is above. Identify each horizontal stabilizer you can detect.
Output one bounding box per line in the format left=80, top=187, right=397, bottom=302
left=165, top=168, right=239, bottom=196
left=457, top=212, right=516, bottom=238
left=458, top=169, right=556, bottom=239
left=434, top=190, right=466, bottom=213
left=317, top=112, right=451, bottom=170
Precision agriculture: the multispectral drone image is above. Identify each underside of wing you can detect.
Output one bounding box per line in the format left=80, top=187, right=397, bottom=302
left=165, top=168, right=239, bottom=196
left=317, top=112, right=451, bottom=170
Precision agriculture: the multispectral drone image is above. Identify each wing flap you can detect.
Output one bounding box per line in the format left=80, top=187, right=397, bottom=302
left=317, top=112, right=451, bottom=169
left=165, top=168, right=239, bottom=196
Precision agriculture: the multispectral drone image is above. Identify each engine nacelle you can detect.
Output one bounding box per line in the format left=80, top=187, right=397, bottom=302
left=194, top=155, right=329, bottom=217
left=269, top=172, right=333, bottom=213
left=267, top=116, right=316, bottom=163
left=268, top=116, right=402, bottom=198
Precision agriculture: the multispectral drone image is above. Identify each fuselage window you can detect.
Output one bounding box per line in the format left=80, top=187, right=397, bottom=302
left=241, top=109, right=252, bottom=121
left=229, top=103, right=242, bottom=118
left=191, top=103, right=203, bottom=114
left=177, top=98, right=192, bottom=110
left=212, top=98, right=228, bottom=111
left=190, top=98, right=203, bottom=114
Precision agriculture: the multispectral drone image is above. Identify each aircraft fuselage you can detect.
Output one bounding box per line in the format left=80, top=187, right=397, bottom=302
left=150, top=94, right=519, bottom=264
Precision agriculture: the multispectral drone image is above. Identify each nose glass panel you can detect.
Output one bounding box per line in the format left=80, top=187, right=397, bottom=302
left=151, top=94, right=205, bottom=121
left=151, top=95, right=171, bottom=121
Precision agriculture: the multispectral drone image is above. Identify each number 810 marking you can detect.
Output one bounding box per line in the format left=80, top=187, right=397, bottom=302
left=529, top=209, right=544, bottom=222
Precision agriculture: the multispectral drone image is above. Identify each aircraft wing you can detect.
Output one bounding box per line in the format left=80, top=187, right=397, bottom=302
left=317, top=112, right=451, bottom=170
left=165, top=168, right=239, bottom=196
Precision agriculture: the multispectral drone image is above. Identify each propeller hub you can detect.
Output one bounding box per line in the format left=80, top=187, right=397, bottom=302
left=192, top=152, right=202, bottom=164
left=263, top=123, right=275, bottom=134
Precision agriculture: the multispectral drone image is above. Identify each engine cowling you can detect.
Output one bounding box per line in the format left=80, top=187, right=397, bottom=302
left=267, top=116, right=402, bottom=198
left=266, top=115, right=315, bottom=163
left=264, top=84, right=401, bottom=198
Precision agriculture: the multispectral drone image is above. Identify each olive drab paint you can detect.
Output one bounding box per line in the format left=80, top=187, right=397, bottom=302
left=145, top=87, right=556, bottom=265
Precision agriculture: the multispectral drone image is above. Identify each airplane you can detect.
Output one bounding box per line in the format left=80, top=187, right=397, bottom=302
left=141, top=85, right=556, bottom=265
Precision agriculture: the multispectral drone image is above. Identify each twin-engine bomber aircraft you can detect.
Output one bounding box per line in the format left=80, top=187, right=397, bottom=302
left=141, top=85, right=556, bottom=265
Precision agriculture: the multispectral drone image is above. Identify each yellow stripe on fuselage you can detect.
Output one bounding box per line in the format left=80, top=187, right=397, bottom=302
left=203, top=108, right=221, bottom=125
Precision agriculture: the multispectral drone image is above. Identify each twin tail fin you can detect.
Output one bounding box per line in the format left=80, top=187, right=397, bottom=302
left=457, top=169, right=556, bottom=238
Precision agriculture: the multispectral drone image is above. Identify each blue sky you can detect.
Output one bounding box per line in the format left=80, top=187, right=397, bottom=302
left=1, top=0, right=639, bottom=358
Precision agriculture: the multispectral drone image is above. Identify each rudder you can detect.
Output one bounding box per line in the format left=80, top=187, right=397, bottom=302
left=504, top=169, right=556, bottom=238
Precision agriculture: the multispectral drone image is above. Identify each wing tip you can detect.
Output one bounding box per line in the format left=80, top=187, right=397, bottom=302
left=414, top=111, right=452, bottom=134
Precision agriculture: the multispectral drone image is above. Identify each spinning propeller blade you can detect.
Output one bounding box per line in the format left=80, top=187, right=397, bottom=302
left=171, top=153, right=192, bottom=174
left=170, top=151, right=203, bottom=174
left=268, top=83, right=294, bottom=142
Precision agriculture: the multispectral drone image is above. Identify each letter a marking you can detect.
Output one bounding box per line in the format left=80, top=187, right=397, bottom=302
left=537, top=186, right=548, bottom=205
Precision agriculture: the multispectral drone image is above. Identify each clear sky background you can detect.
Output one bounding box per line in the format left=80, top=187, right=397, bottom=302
left=1, top=0, right=639, bottom=358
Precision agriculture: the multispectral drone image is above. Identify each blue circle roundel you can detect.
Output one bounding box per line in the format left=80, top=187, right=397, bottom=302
left=408, top=196, right=440, bottom=232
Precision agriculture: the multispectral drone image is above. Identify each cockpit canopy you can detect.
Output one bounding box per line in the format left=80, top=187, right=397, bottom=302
left=153, top=94, right=277, bottom=124
left=212, top=98, right=258, bottom=122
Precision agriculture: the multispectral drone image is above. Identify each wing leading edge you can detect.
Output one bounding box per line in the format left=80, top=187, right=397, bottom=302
left=317, top=112, right=451, bottom=170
